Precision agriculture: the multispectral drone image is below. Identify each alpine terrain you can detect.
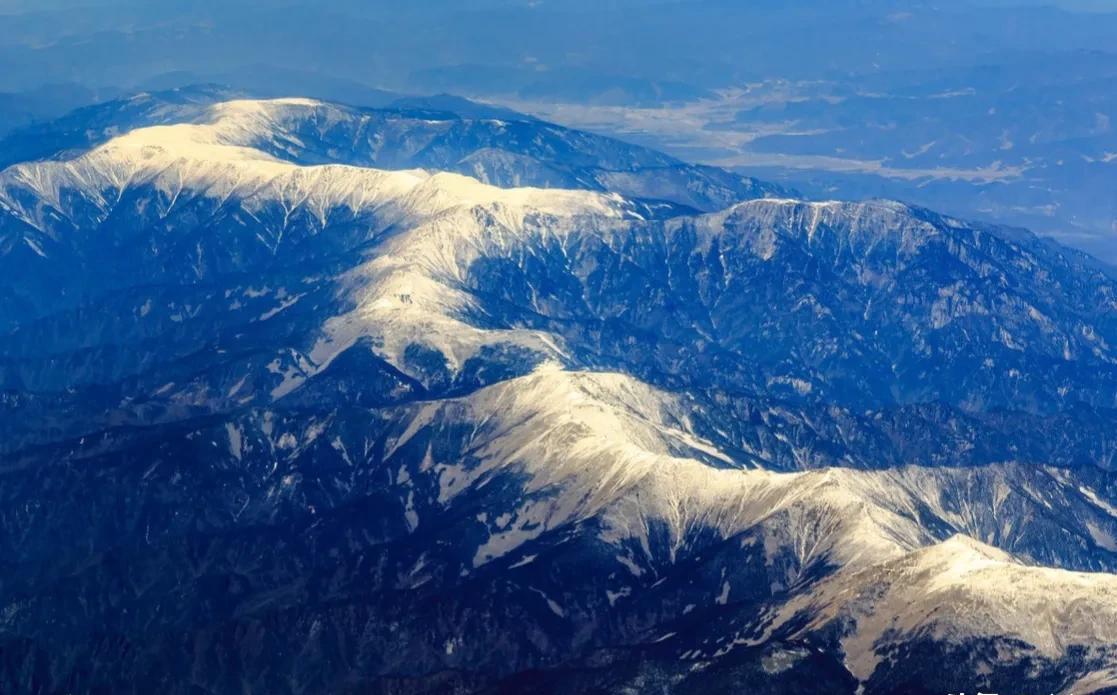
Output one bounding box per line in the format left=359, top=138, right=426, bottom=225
left=2, top=88, right=1117, bottom=694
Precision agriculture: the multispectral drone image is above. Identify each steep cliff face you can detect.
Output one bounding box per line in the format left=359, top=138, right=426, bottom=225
left=3, top=96, right=1117, bottom=695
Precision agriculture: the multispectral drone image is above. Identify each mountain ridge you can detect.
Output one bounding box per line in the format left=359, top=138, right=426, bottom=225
left=2, top=94, right=1117, bottom=694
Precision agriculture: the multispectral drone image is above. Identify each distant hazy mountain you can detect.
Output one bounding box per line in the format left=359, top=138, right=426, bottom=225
left=0, top=83, right=120, bottom=138
left=2, top=96, right=1117, bottom=694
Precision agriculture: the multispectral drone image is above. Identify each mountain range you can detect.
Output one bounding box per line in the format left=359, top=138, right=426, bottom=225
left=2, top=88, right=1117, bottom=694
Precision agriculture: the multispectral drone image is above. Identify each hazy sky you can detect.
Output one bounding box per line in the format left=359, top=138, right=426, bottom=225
left=2, top=0, right=1117, bottom=95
